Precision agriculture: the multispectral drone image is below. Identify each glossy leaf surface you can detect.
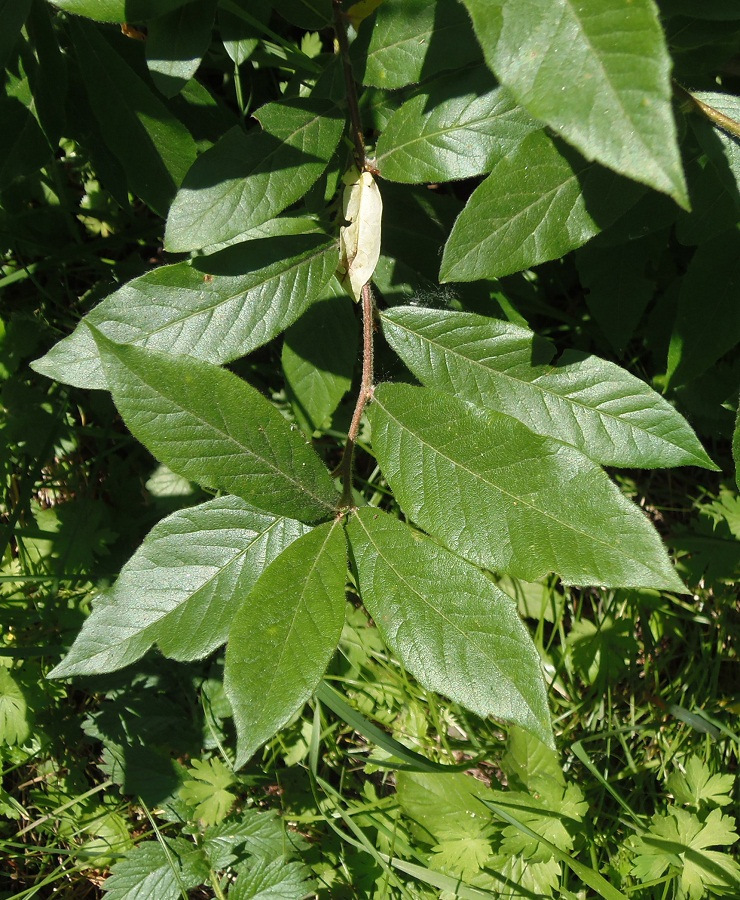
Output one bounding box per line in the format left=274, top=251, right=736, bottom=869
left=380, top=307, right=716, bottom=470
left=369, top=384, right=685, bottom=591
left=461, top=0, right=688, bottom=206
left=49, top=497, right=309, bottom=677
left=347, top=508, right=552, bottom=746
left=440, top=131, right=643, bottom=281
left=32, top=234, right=338, bottom=390
left=93, top=331, right=338, bottom=523
left=224, top=521, right=346, bottom=767
left=165, top=100, right=344, bottom=251
left=376, top=69, right=540, bottom=183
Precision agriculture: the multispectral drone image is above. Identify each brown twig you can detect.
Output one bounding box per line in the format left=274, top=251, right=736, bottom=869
left=333, top=0, right=366, bottom=168
left=336, top=283, right=375, bottom=508
left=673, top=81, right=740, bottom=141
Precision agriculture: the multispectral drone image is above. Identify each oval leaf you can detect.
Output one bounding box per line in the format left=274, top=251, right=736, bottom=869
left=440, top=130, right=643, bottom=282
left=368, top=383, right=686, bottom=592
left=337, top=169, right=383, bottom=301
left=91, top=329, right=339, bottom=523
left=146, top=0, right=218, bottom=98
left=376, top=69, right=540, bottom=184
left=347, top=508, right=553, bottom=747
left=48, top=497, right=310, bottom=678
left=31, top=234, right=338, bottom=390
left=165, top=99, right=344, bottom=251
left=224, top=520, right=347, bottom=767
left=461, top=0, right=688, bottom=207
left=380, top=306, right=716, bottom=470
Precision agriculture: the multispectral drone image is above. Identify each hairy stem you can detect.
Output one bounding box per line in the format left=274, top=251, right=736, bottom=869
left=674, top=81, right=740, bottom=141
left=333, top=0, right=366, bottom=168
left=337, top=283, right=375, bottom=508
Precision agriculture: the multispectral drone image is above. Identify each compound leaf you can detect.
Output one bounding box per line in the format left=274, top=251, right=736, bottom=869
left=440, top=130, right=643, bottom=282
left=347, top=508, right=553, bottom=746
left=49, top=496, right=310, bottom=678
left=224, top=520, right=347, bottom=767
left=461, top=0, right=688, bottom=207
left=380, top=306, right=716, bottom=470
left=91, top=330, right=338, bottom=523
left=368, top=383, right=685, bottom=591
left=32, top=233, right=338, bottom=390
left=165, top=99, right=344, bottom=251
left=376, top=68, right=540, bottom=184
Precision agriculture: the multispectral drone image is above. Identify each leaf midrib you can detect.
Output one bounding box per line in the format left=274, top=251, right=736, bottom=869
left=106, top=344, right=336, bottom=514
left=374, top=393, right=664, bottom=579
left=97, top=240, right=333, bottom=347
left=354, top=514, right=532, bottom=696
left=382, top=314, right=702, bottom=462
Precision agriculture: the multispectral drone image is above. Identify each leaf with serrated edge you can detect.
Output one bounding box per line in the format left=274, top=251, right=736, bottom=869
left=440, top=131, right=643, bottom=282
left=31, top=233, right=338, bottom=391
left=380, top=307, right=716, bottom=470
left=461, top=0, right=688, bottom=207
left=102, top=838, right=209, bottom=900
left=376, top=69, right=540, bottom=183
left=165, top=99, right=343, bottom=251
left=347, top=509, right=552, bottom=746
left=91, top=329, right=338, bottom=523
left=48, top=497, right=310, bottom=678
left=224, top=520, right=346, bottom=767
left=369, top=383, right=686, bottom=591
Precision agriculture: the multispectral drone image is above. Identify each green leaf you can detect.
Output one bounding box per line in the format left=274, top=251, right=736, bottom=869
left=667, top=229, right=740, bottom=387
left=376, top=68, right=540, bottom=184
left=380, top=306, right=716, bottom=470
left=630, top=807, right=740, bottom=899
left=69, top=19, right=198, bottom=216
left=347, top=508, right=553, bottom=746
left=219, top=0, right=270, bottom=66
left=461, top=0, right=688, bottom=207
left=146, top=0, right=218, bottom=98
left=368, top=383, right=686, bottom=591
left=666, top=756, right=735, bottom=810
left=229, top=859, right=314, bottom=900
left=48, top=0, right=191, bottom=21
left=224, top=520, right=347, bottom=767
left=0, top=0, right=31, bottom=69
left=0, top=668, right=31, bottom=746
left=0, top=96, right=51, bottom=191
left=282, top=292, right=358, bottom=432
left=351, top=0, right=481, bottom=90
left=48, top=497, right=310, bottom=678
left=102, top=837, right=210, bottom=900
left=179, top=758, right=236, bottom=825
left=165, top=99, right=344, bottom=251
left=440, top=131, right=644, bottom=282
left=272, top=0, right=332, bottom=29
left=32, top=234, right=339, bottom=390
left=575, top=235, right=659, bottom=353
left=91, top=331, right=339, bottom=523
left=204, top=809, right=290, bottom=868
